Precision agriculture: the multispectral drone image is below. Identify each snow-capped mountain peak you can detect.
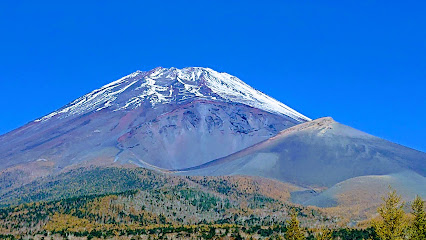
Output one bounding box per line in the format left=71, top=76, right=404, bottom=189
left=35, top=67, right=311, bottom=122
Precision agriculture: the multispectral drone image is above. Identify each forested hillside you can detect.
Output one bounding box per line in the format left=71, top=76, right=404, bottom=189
left=0, top=167, right=335, bottom=239
left=1, top=167, right=424, bottom=240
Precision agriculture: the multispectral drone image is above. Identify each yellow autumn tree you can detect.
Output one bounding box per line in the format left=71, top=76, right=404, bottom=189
left=373, top=188, right=407, bottom=240
left=315, top=227, right=333, bottom=240
left=410, top=195, right=425, bottom=240
left=285, top=212, right=305, bottom=240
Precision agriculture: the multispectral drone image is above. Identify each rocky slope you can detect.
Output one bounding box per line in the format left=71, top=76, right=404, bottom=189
left=177, top=117, right=425, bottom=186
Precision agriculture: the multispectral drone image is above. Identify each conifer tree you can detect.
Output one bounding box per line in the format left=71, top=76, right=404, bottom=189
left=285, top=212, right=305, bottom=240
left=373, top=188, right=406, bottom=240
left=410, top=195, right=425, bottom=240
left=315, top=227, right=333, bottom=240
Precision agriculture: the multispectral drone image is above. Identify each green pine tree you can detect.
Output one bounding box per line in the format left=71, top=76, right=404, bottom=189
left=410, top=195, right=426, bottom=240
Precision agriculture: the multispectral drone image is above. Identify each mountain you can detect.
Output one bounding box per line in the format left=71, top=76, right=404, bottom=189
left=0, top=66, right=424, bottom=223
left=175, top=117, right=426, bottom=212
left=0, top=67, right=309, bottom=190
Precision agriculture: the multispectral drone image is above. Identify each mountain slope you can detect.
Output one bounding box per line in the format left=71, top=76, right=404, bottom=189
left=0, top=67, right=309, bottom=180
left=0, top=166, right=301, bottom=207
left=176, top=117, right=426, bottom=187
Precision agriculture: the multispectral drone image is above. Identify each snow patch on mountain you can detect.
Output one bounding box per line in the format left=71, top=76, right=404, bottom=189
left=35, top=67, right=311, bottom=122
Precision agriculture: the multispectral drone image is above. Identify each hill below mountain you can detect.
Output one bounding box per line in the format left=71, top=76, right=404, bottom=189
left=0, top=166, right=335, bottom=238
left=177, top=117, right=425, bottom=187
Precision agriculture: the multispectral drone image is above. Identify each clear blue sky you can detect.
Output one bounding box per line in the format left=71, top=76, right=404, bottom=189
left=0, top=1, right=425, bottom=152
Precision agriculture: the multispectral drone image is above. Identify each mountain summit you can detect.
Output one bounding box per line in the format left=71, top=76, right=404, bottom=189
left=36, top=67, right=310, bottom=123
